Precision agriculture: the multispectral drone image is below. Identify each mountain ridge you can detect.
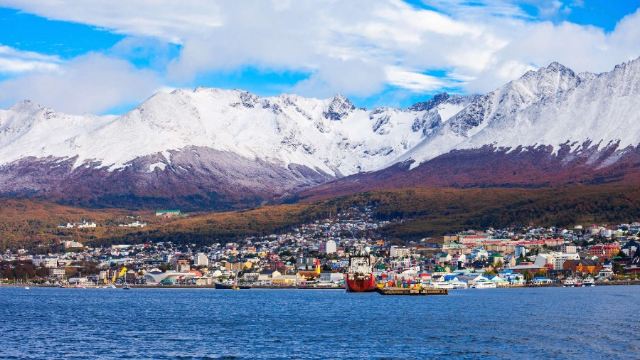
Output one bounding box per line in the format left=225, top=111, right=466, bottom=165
left=2, top=57, right=640, bottom=209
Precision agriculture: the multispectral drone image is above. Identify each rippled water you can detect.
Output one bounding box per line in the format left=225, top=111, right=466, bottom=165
left=1, top=286, right=639, bottom=359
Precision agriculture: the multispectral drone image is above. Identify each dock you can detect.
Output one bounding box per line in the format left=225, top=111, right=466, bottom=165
left=376, top=287, right=448, bottom=296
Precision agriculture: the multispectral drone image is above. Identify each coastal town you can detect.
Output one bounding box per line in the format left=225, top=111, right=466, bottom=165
left=2, top=206, right=640, bottom=290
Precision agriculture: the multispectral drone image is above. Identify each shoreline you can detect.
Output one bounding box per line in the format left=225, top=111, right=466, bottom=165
left=3, top=280, right=640, bottom=289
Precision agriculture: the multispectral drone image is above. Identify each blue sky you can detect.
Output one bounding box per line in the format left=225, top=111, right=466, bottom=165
left=0, top=0, right=639, bottom=114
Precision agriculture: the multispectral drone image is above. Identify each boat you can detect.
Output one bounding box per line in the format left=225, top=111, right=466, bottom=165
left=122, top=283, right=130, bottom=290
left=377, top=287, right=448, bottom=296
left=430, top=281, right=454, bottom=289
left=345, top=246, right=377, bottom=292
left=471, top=281, right=497, bottom=289
left=449, top=280, right=469, bottom=289
left=24, top=286, right=30, bottom=290
left=582, top=277, right=596, bottom=287
left=214, top=282, right=250, bottom=290
left=563, top=278, right=577, bottom=287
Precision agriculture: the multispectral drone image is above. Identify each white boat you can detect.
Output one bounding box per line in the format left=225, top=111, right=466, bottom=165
left=563, top=278, right=577, bottom=287
left=582, top=277, right=596, bottom=287
left=24, top=286, right=30, bottom=290
left=430, top=281, right=454, bottom=289
left=471, top=281, right=497, bottom=289
left=449, top=280, right=468, bottom=289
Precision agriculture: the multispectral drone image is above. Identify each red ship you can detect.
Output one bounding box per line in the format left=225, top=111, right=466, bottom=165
left=345, top=248, right=377, bottom=292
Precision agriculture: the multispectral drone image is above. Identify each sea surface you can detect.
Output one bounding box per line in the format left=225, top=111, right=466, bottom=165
left=0, top=286, right=638, bottom=359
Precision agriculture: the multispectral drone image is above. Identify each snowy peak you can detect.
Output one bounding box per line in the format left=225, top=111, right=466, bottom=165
left=8, top=99, right=46, bottom=113
left=323, top=94, right=356, bottom=121
left=408, top=92, right=471, bottom=112
left=405, top=57, right=640, bottom=167
left=0, top=88, right=445, bottom=177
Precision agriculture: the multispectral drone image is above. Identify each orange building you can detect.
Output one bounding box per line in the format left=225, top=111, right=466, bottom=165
left=563, top=259, right=602, bottom=275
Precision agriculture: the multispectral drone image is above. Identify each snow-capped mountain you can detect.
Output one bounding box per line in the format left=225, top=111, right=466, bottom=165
left=302, top=57, right=640, bottom=199
left=2, top=57, right=640, bottom=208
left=0, top=87, right=471, bottom=208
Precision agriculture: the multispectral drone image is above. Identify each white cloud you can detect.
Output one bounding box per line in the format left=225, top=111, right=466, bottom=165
left=385, top=66, right=446, bottom=92
left=0, top=0, right=223, bottom=43
left=0, top=45, right=61, bottom=73
left=0, top=0, right=639, bottom=106
left=0, top=53, right=161, bottom=114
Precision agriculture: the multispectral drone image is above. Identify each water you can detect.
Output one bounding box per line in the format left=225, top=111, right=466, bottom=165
left=1, top=286, right=639, bottom=359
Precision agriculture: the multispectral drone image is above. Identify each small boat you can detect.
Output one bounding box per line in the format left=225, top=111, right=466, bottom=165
left=471, top=281, right=497, bottom=289
left=582, top=277, right=596, bottom=287
left=430, top=281, right=454, bottom=289
left=122, top=283, right=130, bottom=290
left=24, top=286, right=30, bottom=290
left=563, top=278, right=577, bottom=287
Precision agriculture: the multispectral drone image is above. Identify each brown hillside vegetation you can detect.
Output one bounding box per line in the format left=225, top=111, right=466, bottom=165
left=0, top=200, right=146, bottom=250
left=3, top=184, right=640, bottom=249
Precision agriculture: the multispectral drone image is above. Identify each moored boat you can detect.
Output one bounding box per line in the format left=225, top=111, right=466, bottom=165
left=215, top=282, right=250, bottom=290
left=345, top=246, right=377, bottom=292
left=471, top=281, right=497, bottom=289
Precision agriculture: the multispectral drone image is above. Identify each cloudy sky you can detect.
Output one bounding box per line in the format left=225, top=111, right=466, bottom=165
left=0, top=0, right=639, bottom=114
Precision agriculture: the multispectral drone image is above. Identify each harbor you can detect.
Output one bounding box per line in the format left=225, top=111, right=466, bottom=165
left=3, top=208, right=639, bottom=292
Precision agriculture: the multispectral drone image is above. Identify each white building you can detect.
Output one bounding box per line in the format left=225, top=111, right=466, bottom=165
left=390, top=246, right=410, bottom=258
left=77, top=221, right=97, bottom=229
left=321, top=240, right=337, bottom=254
left=561, top=244, right=577, bottom=254
left=32, top=255, right=59, bottom=268
left=195, top=253, right=209, bottom=267
left=63, top=240, right=84, bottom=249
left=550, top=252, right=580, bottom=270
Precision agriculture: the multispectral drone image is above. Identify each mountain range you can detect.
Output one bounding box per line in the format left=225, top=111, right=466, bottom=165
left=2, top=57, right=640, bottom=209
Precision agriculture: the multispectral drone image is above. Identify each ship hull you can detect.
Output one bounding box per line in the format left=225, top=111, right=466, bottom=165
left=345, top=273, right=377, bottom=292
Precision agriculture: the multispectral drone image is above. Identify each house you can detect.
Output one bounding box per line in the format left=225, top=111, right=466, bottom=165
left=588, top=244, right=620, bottom=260
left=621, top=240, right=640, bottom=257
left=436, top=252, right=452, bottom=264
left=563, top=259, right=602, bottom=275
left=490, top=275, right=509, bottom=287
left=155, top=209, right=181, bottom=218
left=470, top=247, right=489, bottom=261
left=499, top=271, right=525, bottom=286
left=624, top=251, right=640, bottom=274
left=389, top=246, right=410, bottom=258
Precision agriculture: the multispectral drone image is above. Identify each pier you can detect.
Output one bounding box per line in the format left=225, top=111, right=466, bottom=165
left=376, top=287, right=448, bottom=296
